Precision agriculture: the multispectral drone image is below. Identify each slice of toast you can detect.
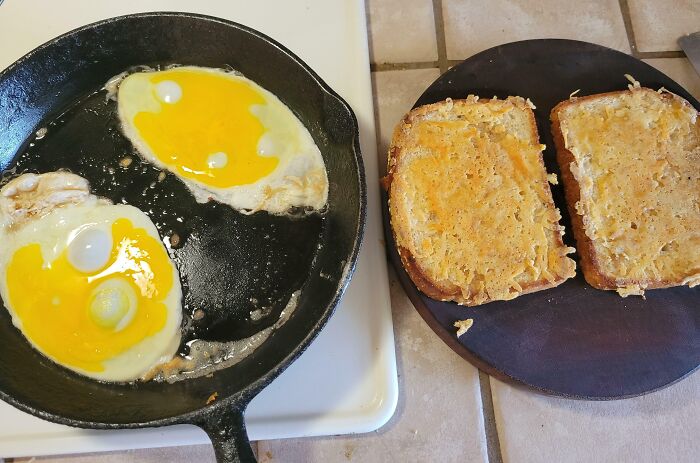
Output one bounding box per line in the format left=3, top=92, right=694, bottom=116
left=385, top=96, right=576, bottom=306
left=551, top=83, right=700, bottom=297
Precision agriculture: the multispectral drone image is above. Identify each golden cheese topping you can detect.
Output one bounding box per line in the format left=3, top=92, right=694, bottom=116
left=389, top=97, right=576, bottom=306
left=559, top=88, right=700, bottom=292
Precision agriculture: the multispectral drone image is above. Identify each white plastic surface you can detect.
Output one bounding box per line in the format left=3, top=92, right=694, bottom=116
left=0, top=0, right=397, bottom=458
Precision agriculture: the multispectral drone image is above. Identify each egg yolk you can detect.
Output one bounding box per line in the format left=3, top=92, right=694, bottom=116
left=5, top=219, right=173, bottom=373
left=132, top=69, right=279, bottom=187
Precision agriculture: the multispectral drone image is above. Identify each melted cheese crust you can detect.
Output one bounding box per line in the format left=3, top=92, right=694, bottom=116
left=389, top=97, right=576, bottom=306
left=558, top=88, right=700, bottom=292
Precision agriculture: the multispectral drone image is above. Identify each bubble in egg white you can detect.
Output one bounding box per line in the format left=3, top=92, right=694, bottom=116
left=206, top=151, right=228, bottom=169
left=88, top=278, right=137, bottom=332
left=154, top=80, right=182, bottom=104
left=257, top=133, right=277, bottom=156
left=67, top=227, right=112, bottom=273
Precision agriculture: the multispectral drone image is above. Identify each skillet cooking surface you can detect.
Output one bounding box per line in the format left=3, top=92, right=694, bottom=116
left=384, top=39, right=699, bottom=399
left=0, top=13, right=364, bottom=430
left=8, top=86, right=322, bottom=344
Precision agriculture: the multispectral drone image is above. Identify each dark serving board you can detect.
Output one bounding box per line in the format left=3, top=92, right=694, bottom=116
left=383, top=39, right=700, bottom=399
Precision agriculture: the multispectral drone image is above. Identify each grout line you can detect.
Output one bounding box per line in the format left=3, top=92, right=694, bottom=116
left=369, top=50, right=686, bottom=73
left=363, top=0, right=377, bottom=67
left=618, top=0, right=639, bottom=56
left=431, top=0, right=449, bottom=72
left=479, top=371, right=504, bottom=463
left=370, top=61, right=440, bottom=72
left=369, top=72, right=385, bottom=178
left=370, top=0, right=686, bottom=73
left=635, top=50, right=686, bottom=59
left=616, top=0, right=685, bottom=59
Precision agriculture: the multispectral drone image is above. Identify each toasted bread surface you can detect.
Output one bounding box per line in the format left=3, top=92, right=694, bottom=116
left=551, top=86, right=700, bottom=296
left=386, top=97, right=576, bottom=306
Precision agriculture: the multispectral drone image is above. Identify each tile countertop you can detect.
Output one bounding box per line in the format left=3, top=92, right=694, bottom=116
left=7, top=1, right=700, bottom=462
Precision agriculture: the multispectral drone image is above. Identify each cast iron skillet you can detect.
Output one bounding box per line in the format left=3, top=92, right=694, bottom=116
left=0, top=13, right=365, bottom=463
left=384, top=39, right=699, bottom=399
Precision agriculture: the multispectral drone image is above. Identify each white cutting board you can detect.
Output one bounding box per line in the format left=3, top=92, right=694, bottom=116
left=0, top=0, right=397, bottom=458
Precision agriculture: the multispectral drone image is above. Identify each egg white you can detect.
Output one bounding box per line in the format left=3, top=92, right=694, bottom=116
left=0, top=176, right=182, bottom=382
left=115, top=66, right=329, bottom=214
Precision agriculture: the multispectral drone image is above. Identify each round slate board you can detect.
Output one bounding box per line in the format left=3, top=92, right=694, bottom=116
left=383, top=39, right=700, bottom=399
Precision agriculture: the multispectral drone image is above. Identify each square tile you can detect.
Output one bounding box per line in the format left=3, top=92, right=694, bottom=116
left=491, top=370, right=700, bottom=463
left=644, top=58, right=700, bottom=101
left=371, top=68, right=441, bottom=176
left=12, top=444, right=217, bottom=462
left=367, top=0, right=438, bottom=63
left=257, top=269, right=488, bottom=463
left=442, top=0, right=630, bottom=60
left=629, top=0, right=700, bottom=52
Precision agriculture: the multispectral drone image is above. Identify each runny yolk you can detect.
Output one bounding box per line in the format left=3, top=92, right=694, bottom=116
left=133, top=69, right=279, bottom=188
left=5, top=219, right=172, bottom=373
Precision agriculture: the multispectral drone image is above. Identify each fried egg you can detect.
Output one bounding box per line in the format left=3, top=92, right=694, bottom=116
left=114, top=66, right=328, bottom=214
left=0, top=172, right=182, bottom=382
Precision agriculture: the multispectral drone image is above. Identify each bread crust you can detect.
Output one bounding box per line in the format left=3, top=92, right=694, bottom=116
left=550, top=88, right=698, bottom=292
left=550, top=100, right=608, bottom=289
left=386, top=97, right=575, bottom=306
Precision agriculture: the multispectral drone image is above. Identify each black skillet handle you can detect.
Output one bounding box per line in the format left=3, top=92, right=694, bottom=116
left=194, top=403, right=256, bottom=463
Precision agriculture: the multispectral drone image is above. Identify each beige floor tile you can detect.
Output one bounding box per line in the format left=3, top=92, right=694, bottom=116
left=371, top=68, right=441, bottom=176
left=442, top=0, right=630, bottom=60
left=629, top=0, right=700, bottom=52
left=491, top=370, right=700, bottom=463
left=257, top=268, right=487, bottom=463
left=367, top=0, right=438, bottom=64
left=644, top=57, right=700, bottom=101
left=11, top=444, right=217, bottom=462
